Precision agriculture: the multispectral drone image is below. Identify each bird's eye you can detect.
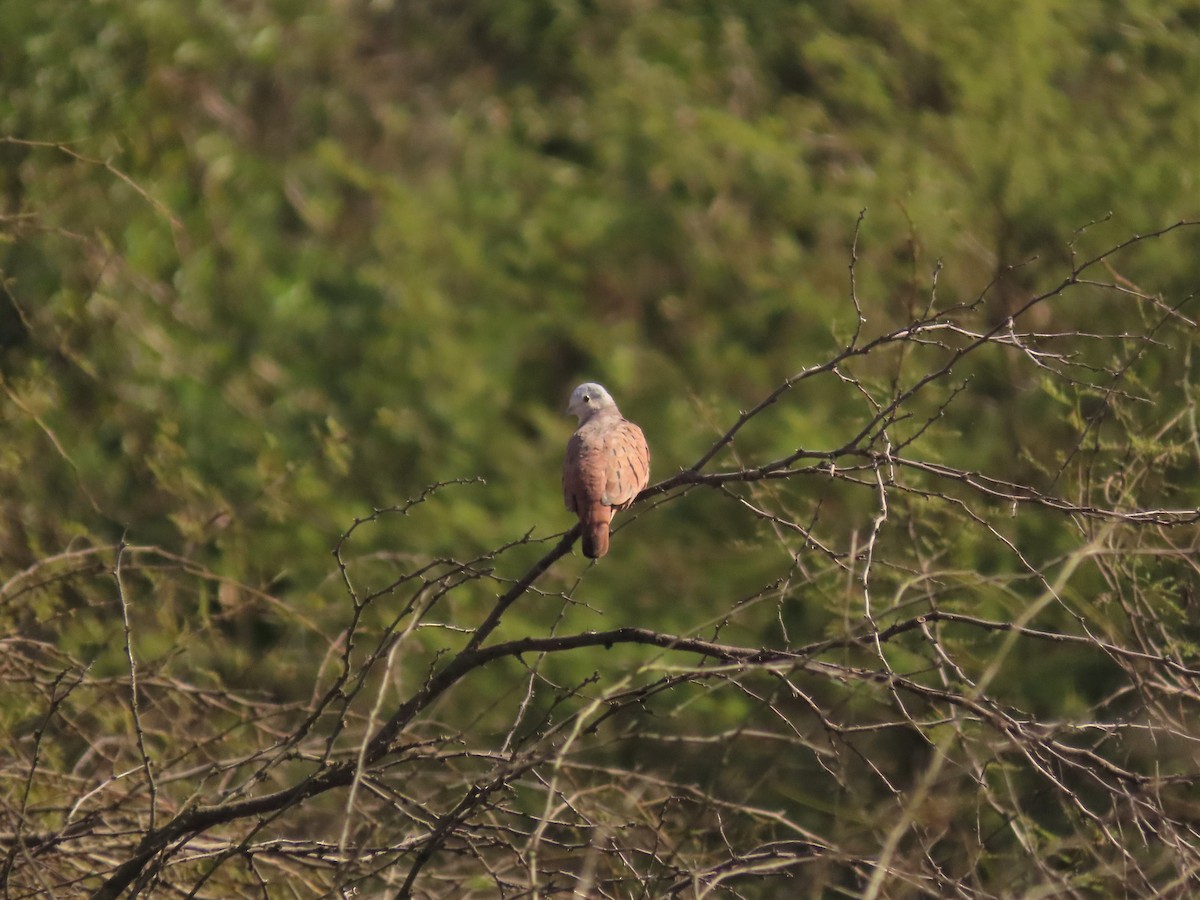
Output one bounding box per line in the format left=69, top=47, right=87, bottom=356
left=584, top=394, right=591, bottom=402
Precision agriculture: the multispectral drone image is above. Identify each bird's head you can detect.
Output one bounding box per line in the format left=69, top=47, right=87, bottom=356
left=566, top=382, right=617, bottom=422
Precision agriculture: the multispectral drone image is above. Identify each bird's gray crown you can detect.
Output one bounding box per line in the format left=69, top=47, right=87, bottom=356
left=567, top=382, right=618, bottom=422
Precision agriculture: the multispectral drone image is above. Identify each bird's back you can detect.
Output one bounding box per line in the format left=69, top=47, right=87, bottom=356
left=563, top=412, right=650, bottom=557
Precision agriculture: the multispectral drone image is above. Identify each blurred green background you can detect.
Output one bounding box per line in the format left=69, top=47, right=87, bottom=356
left=4, top=0, right=1196, bottom=592
left=2, top=1, right=1200, bottom=892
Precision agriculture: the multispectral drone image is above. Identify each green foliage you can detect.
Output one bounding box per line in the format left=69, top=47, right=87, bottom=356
left=3, top=0, right=1200, bottom=895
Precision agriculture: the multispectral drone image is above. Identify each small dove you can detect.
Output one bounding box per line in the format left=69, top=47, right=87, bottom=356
left=563, top=382, right=651, bottom=558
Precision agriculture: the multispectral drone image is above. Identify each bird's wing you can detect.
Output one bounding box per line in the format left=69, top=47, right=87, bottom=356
left=602, top=419, right=650, bottom=509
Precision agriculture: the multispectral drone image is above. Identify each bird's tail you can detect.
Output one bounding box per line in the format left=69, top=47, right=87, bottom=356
left=581, top=505, right=612, bottom=558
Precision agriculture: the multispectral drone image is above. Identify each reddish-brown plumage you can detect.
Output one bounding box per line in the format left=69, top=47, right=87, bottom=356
left=563, top=383, right=650, bottom=558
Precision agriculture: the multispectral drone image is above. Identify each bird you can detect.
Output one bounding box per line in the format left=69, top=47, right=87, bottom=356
left=562, top=382, right=651, bottom=558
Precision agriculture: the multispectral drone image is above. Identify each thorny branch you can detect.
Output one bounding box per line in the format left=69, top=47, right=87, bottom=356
left=5, top=222, right=1200, bottom=898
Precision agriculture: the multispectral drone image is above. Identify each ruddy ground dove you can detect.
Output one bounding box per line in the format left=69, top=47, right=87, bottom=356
left=562, top=382, right=651, bottom=558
